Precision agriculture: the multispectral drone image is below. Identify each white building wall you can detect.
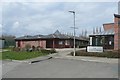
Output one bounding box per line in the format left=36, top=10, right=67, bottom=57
left=0, top=40, right=4, bottom=48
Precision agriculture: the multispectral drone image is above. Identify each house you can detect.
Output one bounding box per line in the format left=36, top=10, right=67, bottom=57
left=15, top=30, right=88, bottom=49
left=89, top=14, right=120, bottom=50
left=0, top=38, right=5, bottom=49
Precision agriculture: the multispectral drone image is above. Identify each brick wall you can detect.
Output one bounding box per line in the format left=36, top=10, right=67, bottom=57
left=114, top=15, right=120, bottom=50
left=103, top=23, right=114, bottom=31
left=16, top=40, right=46, bottom=49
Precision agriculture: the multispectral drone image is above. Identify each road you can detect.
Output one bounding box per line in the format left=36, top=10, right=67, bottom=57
left=1, top=48, right=119, bottom=78
left=2, top=58, right=118, bottom=78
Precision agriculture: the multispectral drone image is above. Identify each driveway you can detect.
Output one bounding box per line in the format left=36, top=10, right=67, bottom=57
left=52, top=48, right=85, bottom=57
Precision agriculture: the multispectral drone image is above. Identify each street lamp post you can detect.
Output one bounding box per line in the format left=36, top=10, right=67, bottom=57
left=69, top=11, right=76, bottom=56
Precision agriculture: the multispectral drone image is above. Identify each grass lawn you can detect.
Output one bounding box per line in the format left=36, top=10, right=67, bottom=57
left=0, top=52, right=2, bottom=60
left=1, top=50, right=50, bottom=60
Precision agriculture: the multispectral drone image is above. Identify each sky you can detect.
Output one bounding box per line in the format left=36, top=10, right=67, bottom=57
left=1, top=1, right=118, bottom=37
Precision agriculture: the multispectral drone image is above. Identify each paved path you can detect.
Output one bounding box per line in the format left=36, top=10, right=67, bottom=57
left=50, top=48, right=118, bottom=64
left=0, top=60, right=2, bottom=80
left=0, top=49, right=9, bottom=52
left=54, top=48, right=85, bottom=57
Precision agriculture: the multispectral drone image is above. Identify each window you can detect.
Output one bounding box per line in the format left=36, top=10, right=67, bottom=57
left=65, top=40, right=70, bottom=45
left=59, top=41, right=63, bottom=45
left=118, top=20, right=120, bottom=25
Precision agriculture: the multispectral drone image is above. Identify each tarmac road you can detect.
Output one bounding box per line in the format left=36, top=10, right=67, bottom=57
left=1, top=48, right=119, bottom=78
left=2, top=58, right=118, bottom=78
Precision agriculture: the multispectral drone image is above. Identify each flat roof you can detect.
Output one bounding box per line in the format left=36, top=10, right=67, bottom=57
left=89, top=28, right=114, bottom=36
left=114, top=14, right=120, bottom=18
left=103, top=23, right=114, bottom=25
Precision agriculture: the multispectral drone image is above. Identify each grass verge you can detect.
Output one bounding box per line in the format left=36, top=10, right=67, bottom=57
left=1, top=49, right=55, bottom=60
left=71, top=50, right=119, bottom=58
left=0, top=52, right=2, bottom=60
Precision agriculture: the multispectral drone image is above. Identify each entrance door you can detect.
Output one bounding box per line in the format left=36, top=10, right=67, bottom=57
left=18, top=41, right=21, bottom=47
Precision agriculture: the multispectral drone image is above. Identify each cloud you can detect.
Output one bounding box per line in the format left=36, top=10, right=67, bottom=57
left=1, top=0, right=120, bottom=2
left=0, top=24, right=2, bottom=35
left=2, top=2, right=118, bottom=36
left=12, top=21, right=20, bottom=29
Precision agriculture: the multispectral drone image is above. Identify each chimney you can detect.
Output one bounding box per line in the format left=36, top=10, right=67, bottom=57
left=96, top=27, right=98, bottom=33
left=99, top=27, right=102, bottom=33
left=118, top=1, right=120, bottom=14
left=93, top=28, right=95, bottom=34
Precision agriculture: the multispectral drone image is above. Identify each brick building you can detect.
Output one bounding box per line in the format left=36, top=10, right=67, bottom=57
left=89, top=14, right=120, bottom=50
left=15, top=30, right=88, bottom=49
left=114, top=14, right=120, bottom=50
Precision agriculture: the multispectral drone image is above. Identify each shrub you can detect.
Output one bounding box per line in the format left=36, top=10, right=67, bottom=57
left=39, top=48, right=49, bottom=54
left=32, top=46, right=35, bottom=51
left=50, top=48, right=56, bottom=53
left=71, top=50, right=119, bottom=58
left=36, top=46, right=41, bottom=51
left=12, top=47, right=20, bottom=52
left=25, top=44, right=31, bottom=51
left=39, top=48, right=57, bottom=54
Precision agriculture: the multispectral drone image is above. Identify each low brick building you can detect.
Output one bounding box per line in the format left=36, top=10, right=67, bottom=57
left=89, top=14, right=120, bottom=50
left=15, top=30, right=88, bottom=49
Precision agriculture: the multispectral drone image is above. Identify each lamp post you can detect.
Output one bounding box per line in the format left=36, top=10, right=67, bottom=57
left=69, top=11, right=76, bottom=56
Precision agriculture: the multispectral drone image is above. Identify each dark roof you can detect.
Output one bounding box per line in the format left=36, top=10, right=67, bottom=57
left=54, top=30, right=61, bottom=35
left=114, top=14, right=120, bottom=18
left=103, top=23, right=114, bottom=25
left=0, top=37, right=5, bottom=40
left=0, top=38, right=5, bottom=40
left=46, top=30, right=71, bottom=39
left=15, top=35, right=46, bottom=40
left=15, top=30, right=88, bottom=41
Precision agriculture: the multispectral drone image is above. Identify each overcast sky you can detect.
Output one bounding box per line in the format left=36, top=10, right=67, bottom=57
left=1, top=1, right=118, bottom=37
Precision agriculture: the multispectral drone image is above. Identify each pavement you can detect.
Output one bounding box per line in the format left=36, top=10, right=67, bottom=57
left=0, top=60, right=2, bottom=80
left=0, top=49, right=9, bottom=53
left=2, top=58, right=118, bottom=78
left=52, top=48, right=118, bottom=64
left=1, top=48, right=119, bottom=78
left=2, top=60, right=23, bottom=75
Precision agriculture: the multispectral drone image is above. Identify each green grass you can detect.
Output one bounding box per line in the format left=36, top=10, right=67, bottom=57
left=1, top=51, right=49, bottom=60
left=0, top=52, right=2, bottom=60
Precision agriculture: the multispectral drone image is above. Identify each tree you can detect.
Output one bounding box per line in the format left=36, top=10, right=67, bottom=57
left=2, top=35, right=16, bottom=48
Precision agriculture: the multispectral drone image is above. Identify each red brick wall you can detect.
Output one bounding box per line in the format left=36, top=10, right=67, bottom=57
left=114, top=17, right=120, bottom=50
left=103, top=23, right=114, bottom=31
left=16, top=40, right=46, bottom=49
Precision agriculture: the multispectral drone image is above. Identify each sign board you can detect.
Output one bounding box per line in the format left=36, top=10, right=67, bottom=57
left=90, top=37, right=92, bottom=45
left=87, top=46, right=103, bottom=52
